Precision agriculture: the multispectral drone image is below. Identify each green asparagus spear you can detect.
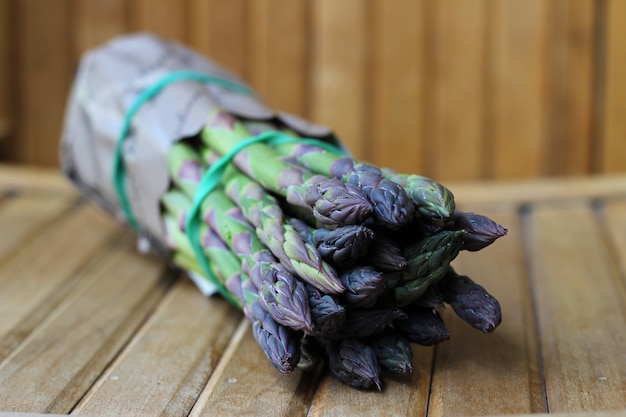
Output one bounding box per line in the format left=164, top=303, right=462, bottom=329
left=269, top=141, right=415, bottom=230
left=381, top=168, right=455, bottom=220
left=389, top=230, right=464, bottom=305
left=201, top=147, right=345, bottom=293
left=201, top=111, right=373, bottom=227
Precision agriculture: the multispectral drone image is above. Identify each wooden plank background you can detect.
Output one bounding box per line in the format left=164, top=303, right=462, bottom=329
left=0, top=0, right=624, bottom=181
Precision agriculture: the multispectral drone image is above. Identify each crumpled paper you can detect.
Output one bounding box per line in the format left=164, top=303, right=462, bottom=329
left=61, top=33, right=339, bottom=249
left=61, top=32, right=341, bottom=294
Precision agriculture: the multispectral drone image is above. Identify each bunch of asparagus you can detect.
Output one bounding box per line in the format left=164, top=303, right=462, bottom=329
left=160, top=109, right=506, bottom=390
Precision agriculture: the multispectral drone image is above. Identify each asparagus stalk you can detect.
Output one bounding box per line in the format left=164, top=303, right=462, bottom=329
left=381, top=168, right=455, bottom=220
left=450, top=211, right=508, bottom=251
left=394, top=306, right=451, bottom=346
left=388, top=230, right=464, bottom=305
left=322, top=338, right=382, bottom=390
left=268, top=141, right=415, bottom=230
left=368, top=328, right=414, bottom=374
left=201, top=111, right=373, bottom=227
left=339, top=266, right=386, bottom=309
left=438, top=268, right=502, bottom=333
left=163, top=188, right=314, bottom=333
left=289, top=217, right=374, bottom=268
left=162, top=209, right=300, bottom=372
left=200, top=147, right=345, bottom=293
left=306, top=284, right=347, bottom=336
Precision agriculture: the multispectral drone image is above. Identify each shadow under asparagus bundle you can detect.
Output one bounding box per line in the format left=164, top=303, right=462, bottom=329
left=161, top=109, right=507, bottom=390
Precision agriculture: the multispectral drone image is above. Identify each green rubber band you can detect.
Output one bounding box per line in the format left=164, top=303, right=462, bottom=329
left=185, top=131, right=346, bottom=303
left=113, top=70, right=256, bottom=231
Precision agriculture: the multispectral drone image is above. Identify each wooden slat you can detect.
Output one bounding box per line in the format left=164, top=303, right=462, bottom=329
left=525, top=202, right=626, bottom=411
left=600, top=0, right=626, bottom=173
left=246, top=0, right=308, bottom=116
left=447, top=174, right=626, bottom=209
left=369, top=0, right=425, bottom=174
left=0, top=165, right=74, bottom=195
left=12, top=0, right=72, bottom=167
left=0, top=0, right=11, bottom=146
left=428, top=209, right=546, bottom=416
left=0, top=203, right=124, bottom=362
left=0, top=234, right=174, bottom=414
left=187, top=0, right=247, bottom=76
left=306, top=346, right=432, bottom=417
left=71, top=0, right=129, bottom=61
left=426, top=0, right=487, bottom=181
left=488, top=0, right=550, bottom=179
left=603, top=199, right=626, bottom=283
left=309, top=0, right=369, bottom=159
left=0, top=194, right=75, bottom=262
left=72, top=279, right=240, bottom=417
left=130, top=0, right=188, bottom=42
left=189, top=321, right=318, bottom=417
left=547, top=0, right=594, bottom=176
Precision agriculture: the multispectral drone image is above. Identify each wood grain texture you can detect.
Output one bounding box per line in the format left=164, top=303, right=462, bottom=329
left=602, top=198, right=626, bottom=286
left=11, top=0, right=72, bottom=166
left=525, top=202, right=626, bottom=412
left=307, top=345, right=433, bottom=417
left=0, top=193, right=74, bottom=262
left=0, top=203, right=124, bottom=362
left=426, top=0, right=487, bottom=182
left=1, top=166, right=626, bottom=415
left=190, top=321, right=319, bottom=417
left=71, top=0, right=129, bottom=61
left=309, top=0, right=369, bottom=159
left=188, top=0, right=247, bottom=76
left=369, top=0, right=425, bottom=174
left=488, top=0, right=550, bottom=179
left=547, top=0, right=595, bottom=176
left=3, top=2, right=626, bottom=181
left=0, top=0, right=11, bottom=144
left=0, top=233, right=174, bottom=413
left=73, top=279, right=241, bottom=417
left=600, top=0, right=626, bottom=173
left=247, top=0, right=308, bottom=116
left=428, top=210, right=546, bottom=416
left=130, top=0, right=187, bottom=41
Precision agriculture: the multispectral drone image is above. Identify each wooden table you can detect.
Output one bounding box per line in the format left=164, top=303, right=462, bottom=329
left=0, top=164, right=625, bottom=417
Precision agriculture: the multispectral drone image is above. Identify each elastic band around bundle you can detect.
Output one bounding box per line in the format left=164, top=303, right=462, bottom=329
left=113, top=70, right=256, bottom=231
left=185, top=131, right=346, bottom=304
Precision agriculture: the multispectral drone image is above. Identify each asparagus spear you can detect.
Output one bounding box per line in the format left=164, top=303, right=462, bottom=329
left=339, top=266, right=386, bottom=309
left=306, top=284, right=347, bottom=336
left=394, top=306, right=451, bottom=346
left=201, top=111, right=373, bottom=227
left=289, top=217, right=374, bottom=268
left=322, top=338, right=382, bottom=390
left=328, top=308, right=407, bottom=339
left=450, top=211, right=508, bottom=251
left=269, top=141, right=415, bottom=230
left=367, top=232, right=408, bottom=272
left=163, top=210, right=300, bottom=372
left=163, top=189, right=314, bottom=333
left=368, top=328, right=413, bottom=374
left=438, top=268, right=502, bottom=333
left=381, top=168, right=455, bottom=220
left=240, top=277, right=302, bottom=373
left=389, top=230, right=464, bottom=305
left=200, top=147, right=344, bottom=293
